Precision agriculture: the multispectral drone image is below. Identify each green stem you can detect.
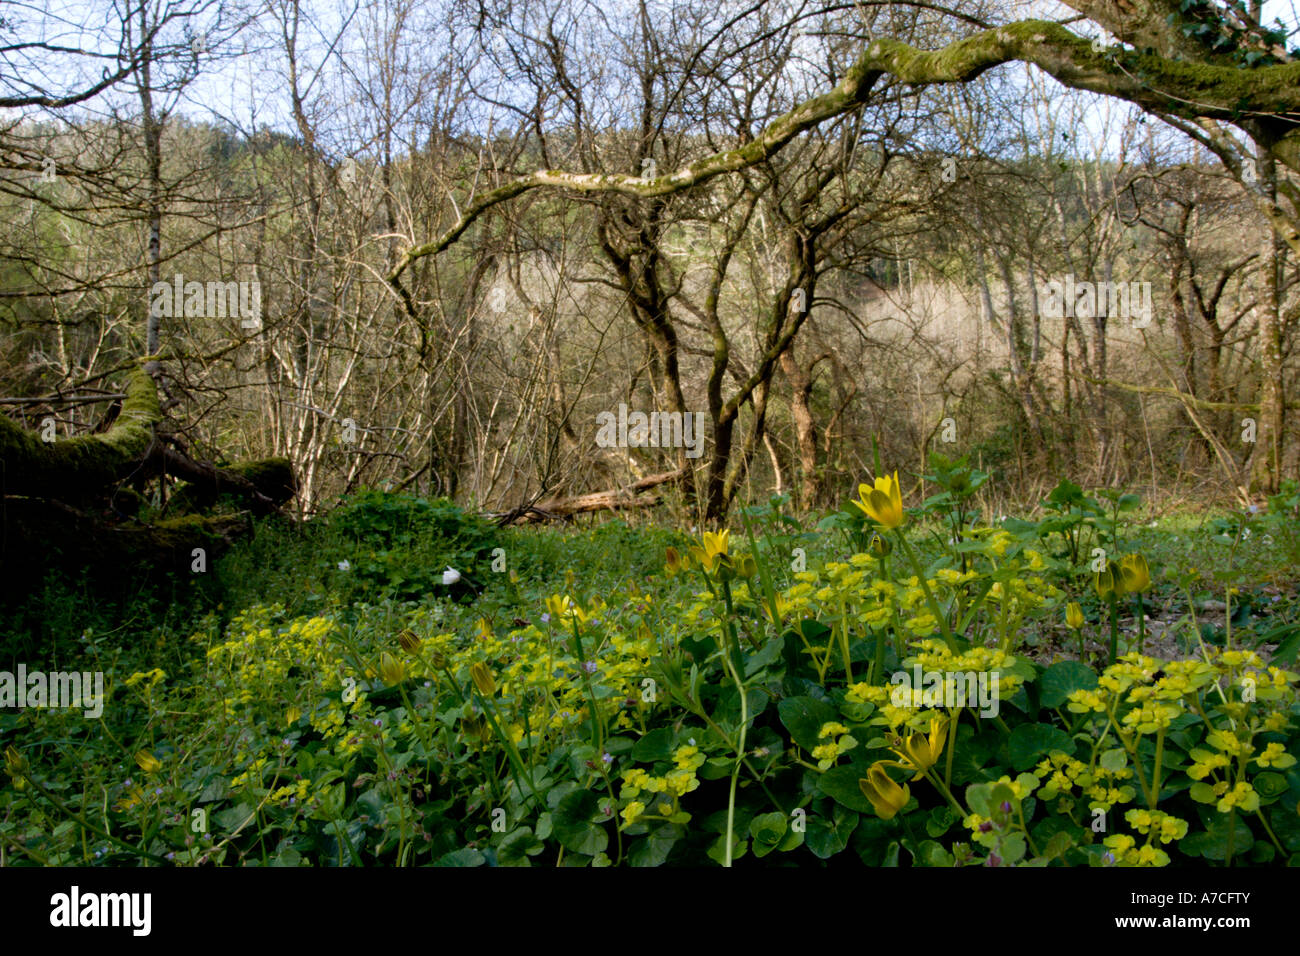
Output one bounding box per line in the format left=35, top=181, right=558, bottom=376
left=872, top=627, right=887, bottom=686
left=20, top=773, right=171, bottom=865
left=921, top=767, right=966, bottom=818
left=718, top=634, right=750, bottom=868
left=1150, top=725, right=1165, bottom=810
left=1136, top=593, right=1146, bottom=657
left=894, top=529, right=959, bottom=653
left=944, top=707, right=957, bottom=789
left=1108, top=594, right=1119, bottom=666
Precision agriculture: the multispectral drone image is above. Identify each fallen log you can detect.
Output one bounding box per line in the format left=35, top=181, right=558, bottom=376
left=0, top=360, right=296, bottom=593
left=490, top=469, right=686, bottom=525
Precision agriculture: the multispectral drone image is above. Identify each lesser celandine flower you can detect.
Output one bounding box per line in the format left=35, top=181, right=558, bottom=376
left=1118, top=553, right=1151, bottom=593
left=1066, top=602, right=1084, bottom=630
left=689, top=530, right=730, bottom=573
left=859, top=762, right=910, bottom=819
left=545, top=593, right=588, bottom=624
left=134, top=751, right=162, bottom=774
left=470, top=662, right=496, bottom=696
left=378, top=652, right=407, bottom=686
left=397, top=629, right=421, bottom=654
left=4, top=744, right=26, bottom=778
left=853, top=472, right=905, bottom=529
left=868, top=532, right=892, bottom=557
left=888, top=714, right=948, bottom=778
left=1094, top=560, right=1122, bottom=598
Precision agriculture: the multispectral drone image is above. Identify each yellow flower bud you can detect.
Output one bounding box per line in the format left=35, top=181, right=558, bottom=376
left=4, top=744, right=27, bottom=779
left=378, top=652, right=407, bottom=686
left=1118, top=553, right=1151, bottom=593
left=859, top=762, right=910, bottom=820
left=470, top=662, right=496, bottom=696
left=1066, top=602, right=1084, bottom=630
left=868, top=532, right=893, bottom=558
left=396, top=629, right=421, bottom=654
left=1094, top=560, right=1123, bottom=598
left=134, top=751, right=162, bottom=774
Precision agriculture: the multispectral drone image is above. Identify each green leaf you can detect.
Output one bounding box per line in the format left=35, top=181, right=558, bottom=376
left=1178, top=813, right=1254, bottom=861
left=628, top=823, right=683, bottom=867
left=1038, top=660, right=1098, bottom=709
left=631, top=727, right=675, bottom=763
left=434, top=848, right=485, bottom=867
left=1253, top=772, right=1288, bottom=800
left=706, top=832, right=747, bottom=865
left=1006, top=723, right=1073, bottom=771
left=806, top=805, right=858, bottom=859
left=916, top=839, right=955, bottom=866
left=213, top=802, right=257, bottom=833
left=552, top=789, right=609, bottom=857
left=1189, top=782, right=1217, bottom=804
left=1001, top=831, right=1027, bottom=864
left=779, top=695, right=838, bottom=751
left=1271, top=627, right=1300, bottom=666
left=497, top=827, right=544, bottom=866
left=1099, top=748, right=1128, bottom=773
left=818, top=765, right=879, bottom=813
left=744, top=636, right=785, bottom=676
left=925, top=805, right=954, bottom=837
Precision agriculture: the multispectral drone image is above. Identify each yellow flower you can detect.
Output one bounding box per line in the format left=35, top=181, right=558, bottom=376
left=859, top=762, right=911, bottom=820
left=396, top=629, right=422, bottom=654
left=285, top=706, right=302, bottom=727
left=1216, top=782, right=1260, bottom=813
left=888, top=715, right=948, bottom=779
left=4, top=745, right=27, bottom=787
left=1256, top=743, right=1297, bottom=769
left=378, top=652, right=407, bottom=686
left=469, top=662, right=496, bottom=696
left=1066, top=602, right=1084, bottom=630
left=621, top=801, right=646, bottom=825
left=134, top=751, right=162, bottom=774
left=689, top=530, right=731, bottom=573
left=673, top=745, right=706, bottom=771
left=115, top=786, right=146, bottom=812
left=1094, top=560, right=1122, bottom=598
left=545, top=594, right=589, bottom=625
left=1118, top=553, right=1151, bottom=593
left=664, top=546, right=687, bottom=576
left=853, top=472, right=905, bottom=529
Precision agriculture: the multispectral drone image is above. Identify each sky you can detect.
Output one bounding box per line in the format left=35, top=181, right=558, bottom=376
left=3, top=0, right=1299, bottom=163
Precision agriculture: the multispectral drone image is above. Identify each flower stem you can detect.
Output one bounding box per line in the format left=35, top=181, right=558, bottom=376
left=894, top=530, right=959, bottom=653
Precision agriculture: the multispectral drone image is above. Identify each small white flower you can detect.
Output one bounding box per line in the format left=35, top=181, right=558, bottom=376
left=442, top=567, right=461, bottom=585
left=337, top=560, right=351, bottom=572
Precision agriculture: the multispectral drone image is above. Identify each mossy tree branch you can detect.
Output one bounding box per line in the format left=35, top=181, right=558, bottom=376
left=387, top=14, right=1300, bottom=297
left=0, top=362, right=161, bottom=502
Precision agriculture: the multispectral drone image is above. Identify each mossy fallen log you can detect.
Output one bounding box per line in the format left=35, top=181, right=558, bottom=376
left=0, top=363, right=161, bottom=502
left=0, top=361, right=298, bottom=594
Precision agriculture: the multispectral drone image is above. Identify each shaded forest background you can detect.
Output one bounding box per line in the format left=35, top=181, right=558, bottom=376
left=2, top=0, right=1297, bottom=553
